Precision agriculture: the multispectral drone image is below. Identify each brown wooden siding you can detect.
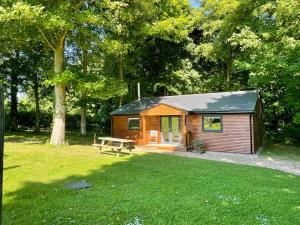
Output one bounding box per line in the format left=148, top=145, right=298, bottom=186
left=112, top=104, right=187, bottom=146
left=253, top=100, right=264, bottom=152
left=112, top=115, right=144, bottom=145
left=141, top=103, right=187, bottom=116
left=141, top=103, right=186, bottom=146
left=144, top=116, right=161, bottom=144
left=186, top=114, right=252, bottom=154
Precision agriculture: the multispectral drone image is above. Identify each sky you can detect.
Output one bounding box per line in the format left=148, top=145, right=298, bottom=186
left=190, top=0, right=201, bottom=8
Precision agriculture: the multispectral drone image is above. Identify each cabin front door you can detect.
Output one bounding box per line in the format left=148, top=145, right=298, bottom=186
left=160, top=116, right=181, bottom=144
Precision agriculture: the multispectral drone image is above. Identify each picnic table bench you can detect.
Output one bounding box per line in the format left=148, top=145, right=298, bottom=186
left=92, top=137, right=135, bottom=156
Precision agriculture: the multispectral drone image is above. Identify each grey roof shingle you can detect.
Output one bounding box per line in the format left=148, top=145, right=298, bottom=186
left=111, top=90, right=259, bottom=115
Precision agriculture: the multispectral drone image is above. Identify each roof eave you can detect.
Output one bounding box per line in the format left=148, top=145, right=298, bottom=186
left=111, top=113, right=141, bottom=116
left=188, top=110, right=255, bottom=114
left=112, top=110, right=255, bottom=116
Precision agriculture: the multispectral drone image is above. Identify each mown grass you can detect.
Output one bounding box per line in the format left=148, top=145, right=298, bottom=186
left=261, top=143, right=300, bottom=161
left=3, top=133, right=300, bottom=225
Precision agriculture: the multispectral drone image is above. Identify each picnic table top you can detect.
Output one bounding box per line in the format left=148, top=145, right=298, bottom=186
left=98, top=137, right=135, bottom=143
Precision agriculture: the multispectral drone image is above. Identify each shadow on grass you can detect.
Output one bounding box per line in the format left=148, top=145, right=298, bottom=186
left=4, top=152, right=300, bottom=225
left=4, top=132, right=49, bottom=144
left=4, top=132, right=96, bottom=146
left=66, top=133, right=95, bottom=146
left=4, top=165, right=20, bottom=171
left=261, top=143, right=300, bottom=161
left=4, top=154, right=159, bottom=225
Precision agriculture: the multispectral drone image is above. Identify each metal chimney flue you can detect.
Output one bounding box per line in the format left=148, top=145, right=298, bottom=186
left=137, top=82, right=141, bottom=101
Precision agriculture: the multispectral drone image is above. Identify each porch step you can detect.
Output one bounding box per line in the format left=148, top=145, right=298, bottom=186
left=139, top=144, right=186, bottom=151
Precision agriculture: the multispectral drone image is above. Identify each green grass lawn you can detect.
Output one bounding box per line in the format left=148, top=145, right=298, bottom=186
left=261, top=143, right=300, bottom=161
left=3, top=133, right=300, bottom=225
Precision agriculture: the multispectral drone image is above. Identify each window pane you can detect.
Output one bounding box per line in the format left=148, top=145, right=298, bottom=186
left=161, top=117, right=170, bottom=142
left=128, top=118, right=140, bottom=130
left=171, top=117, right=180, bottom=143
left=203, top=116, right=221, bottom=131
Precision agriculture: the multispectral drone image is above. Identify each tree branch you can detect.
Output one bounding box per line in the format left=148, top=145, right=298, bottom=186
left=37, top=26, right=56, bottom=51
left=59, top=29, right=68, bottom=48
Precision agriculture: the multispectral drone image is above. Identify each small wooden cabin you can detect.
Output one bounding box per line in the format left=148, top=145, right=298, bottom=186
left=111, top=90, right=264, bottom=154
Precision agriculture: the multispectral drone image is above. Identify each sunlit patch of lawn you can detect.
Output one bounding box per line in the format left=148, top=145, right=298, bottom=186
left=3, top=133, right=300, bottom=225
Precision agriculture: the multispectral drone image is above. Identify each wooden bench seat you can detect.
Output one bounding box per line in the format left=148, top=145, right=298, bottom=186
left=92, top=137, right=135, bottom=156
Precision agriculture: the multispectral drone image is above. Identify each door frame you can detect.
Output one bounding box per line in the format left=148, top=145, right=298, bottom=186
left=160, top=116, right=182, bottom=145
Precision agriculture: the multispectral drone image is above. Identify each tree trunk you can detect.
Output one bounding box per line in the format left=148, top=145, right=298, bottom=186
left=80, top=48, right=88, bottom=136
left=118, top=56, right=124, bottom=107
left=33, top=74, right=40, bottom=134
left=80, top=107, right=87, bottom=136
left=50, top=46, right=66, bottom=145
left=226, top=48, right=233, bottom=90
left=10, top=70, right=18, bottom=132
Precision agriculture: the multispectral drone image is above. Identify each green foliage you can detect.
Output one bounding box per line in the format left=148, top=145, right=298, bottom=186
left=77, top=75, right=128, bottom=99
left=293, top=113, right=300, bottom=125
left=46, top=70, right=78, bottom=86
left=192, top=138, right=205, bottom=151
left=148, top=15, right=190, bottom=43
left=0, top=2, right=43, bottom=22
left=5, top=109, right=110, bottom=133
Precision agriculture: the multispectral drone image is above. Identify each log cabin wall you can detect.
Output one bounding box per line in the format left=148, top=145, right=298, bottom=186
left=112, top=104, right=187, bottom=146
left=112, top=115, right=144, bottom=145
left=141, top=103, right=187, bottom=146
left=143, top=116, right=161, bottom=144
left=253, top=100, right=264, bottom=152
left=186, top=114, right=252, bottom=154
left=141, top=103, right=186, bottom=116
left=112, top=101, right=263, bottom=153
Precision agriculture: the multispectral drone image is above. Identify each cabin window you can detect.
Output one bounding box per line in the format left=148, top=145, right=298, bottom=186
left=128, top=117, right=140, bottom=130
left=203, top=115, right=222, bottom=132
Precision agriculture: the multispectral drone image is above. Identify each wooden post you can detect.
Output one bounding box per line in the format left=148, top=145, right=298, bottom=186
left=93, top=133, right=96, bottom=144
left=142, top=115, right=146, bottom=145
left=182, top=114, right=187, bottom=150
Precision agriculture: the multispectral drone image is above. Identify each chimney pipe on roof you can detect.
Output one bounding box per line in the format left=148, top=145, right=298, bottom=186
left=137, top=82, right=141, bottom=101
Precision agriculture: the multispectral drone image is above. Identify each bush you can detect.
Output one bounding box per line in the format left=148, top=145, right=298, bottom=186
left=192, top=139, right=205, bottom=153
left=5, top=110, right=111, bottom=134
left=267, top=126, right=300, bottom=145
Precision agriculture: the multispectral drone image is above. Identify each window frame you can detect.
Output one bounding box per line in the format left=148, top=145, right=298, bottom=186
left=128, top=117, right=140, bottom=130
left=202, top=114, right=223, bottom=132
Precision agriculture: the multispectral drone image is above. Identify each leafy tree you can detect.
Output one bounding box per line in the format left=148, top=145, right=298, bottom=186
left=106, top=0, right=192, bottom=97
left=0, top=50, right=27, bottom=131
left=22, top=42, right=52, bottom=133
left=0, top=1, right=107, bottom=144
left=226, top=0, right=300, bottom=137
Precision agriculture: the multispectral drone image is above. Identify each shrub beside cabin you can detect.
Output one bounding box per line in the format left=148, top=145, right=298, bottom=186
left=111, top=90, right=264, bottom=154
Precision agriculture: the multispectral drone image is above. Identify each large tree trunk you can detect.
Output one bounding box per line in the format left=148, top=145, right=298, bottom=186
left=80, top=48, right=88, bottom=136
left=10, top=69, right=18, bottom=132
left=118, top=56, right=124, bottom=107
left=50, top=46, right=66, bottom=145
left=33, top=74, right=40, bottom=134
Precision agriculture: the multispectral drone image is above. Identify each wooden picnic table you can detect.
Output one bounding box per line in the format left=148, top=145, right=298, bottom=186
left=92, top=137, right=135, bottom=156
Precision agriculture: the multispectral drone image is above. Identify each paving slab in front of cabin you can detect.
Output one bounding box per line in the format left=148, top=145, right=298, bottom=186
left=136, top=147, right=300, bottom=176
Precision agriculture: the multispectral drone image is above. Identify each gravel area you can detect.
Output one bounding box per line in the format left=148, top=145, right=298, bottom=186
left=136, top=147, right=300, bottom=176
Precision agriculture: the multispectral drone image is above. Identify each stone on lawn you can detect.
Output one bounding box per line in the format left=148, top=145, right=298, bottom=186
left=67, top=180, right=92, bottom=190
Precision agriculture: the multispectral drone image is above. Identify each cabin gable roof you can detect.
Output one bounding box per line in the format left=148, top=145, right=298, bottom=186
left=111, top=90, right=260, bottom=116
left=141, top=103, right=188, bottom=116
